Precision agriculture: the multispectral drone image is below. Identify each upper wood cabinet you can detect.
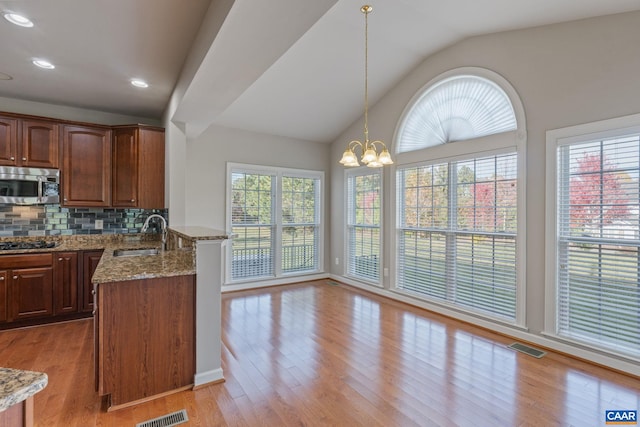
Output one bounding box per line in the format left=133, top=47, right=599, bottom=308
left=0, top=115, right=58, bottom=168
left=22, top=120, right=59, bottom=168
left=112, top=126, right=165, bottom=209
left=62, top=125, right=112, bottom=207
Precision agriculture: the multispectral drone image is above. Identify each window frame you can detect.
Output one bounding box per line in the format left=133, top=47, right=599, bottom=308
left=390, top=67, right=527, bottom=327
left=345, top=167, right=383, bottom=286
left=545, top=113, right=640, bottom=359
left=226, top=162, right=324, bottom=284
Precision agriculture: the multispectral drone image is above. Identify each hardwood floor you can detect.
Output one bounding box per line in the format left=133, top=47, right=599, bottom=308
left=1, top=279, right=639, bottom=426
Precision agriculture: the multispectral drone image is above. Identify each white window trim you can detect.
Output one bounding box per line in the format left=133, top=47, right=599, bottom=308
left=225, top=162, right=325, bottom=285
left=544, top=113, right=640, bottom=359
left=390, top=67, right=527, bottom=327
left=344, top=167, right=383, bottom=287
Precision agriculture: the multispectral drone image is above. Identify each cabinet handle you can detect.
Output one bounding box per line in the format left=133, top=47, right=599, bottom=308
left=9, top=156, right=14, bottom=161
left=12, top=276, right=17, bottom=280
left=22, top=157, right=26, bottom=161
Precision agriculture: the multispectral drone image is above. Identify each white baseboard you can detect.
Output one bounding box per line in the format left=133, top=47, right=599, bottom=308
left=194, top=368, right=224, bottom=387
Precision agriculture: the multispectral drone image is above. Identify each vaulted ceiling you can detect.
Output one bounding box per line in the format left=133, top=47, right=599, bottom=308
left=1, top=0, right=639, bottom=142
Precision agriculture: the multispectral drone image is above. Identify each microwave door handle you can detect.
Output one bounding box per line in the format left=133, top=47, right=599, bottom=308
left=37, top=177, right=43, bottom=201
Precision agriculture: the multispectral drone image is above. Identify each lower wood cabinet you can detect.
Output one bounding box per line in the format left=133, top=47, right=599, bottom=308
left=0, top=250, right=104, bottom=328
left=81, top=250, right=103, bottom=313
left=54, top=252, right=78, bottom=315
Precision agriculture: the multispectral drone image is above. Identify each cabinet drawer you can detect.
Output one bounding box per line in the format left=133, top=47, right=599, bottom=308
left=0, top=253, right=52, bottom=269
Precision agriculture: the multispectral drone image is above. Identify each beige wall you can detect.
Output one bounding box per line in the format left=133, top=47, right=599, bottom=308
left=184, top=124, right=332, bottom=270
left=330, top=11, right=640, bottom=372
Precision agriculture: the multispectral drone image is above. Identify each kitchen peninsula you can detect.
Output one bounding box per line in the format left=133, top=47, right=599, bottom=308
left=92, top=226, right=229, bottom=411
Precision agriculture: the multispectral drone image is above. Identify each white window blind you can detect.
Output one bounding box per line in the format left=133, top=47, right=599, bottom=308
left=347, top=170, right=381, bottom=283
left=228, top=164, right=323, bottom=283
left=556, top=135, right=640, bottom=356
left=396, top=153, right=518, bottom=320
left=281, top=175, right=320, bottom=274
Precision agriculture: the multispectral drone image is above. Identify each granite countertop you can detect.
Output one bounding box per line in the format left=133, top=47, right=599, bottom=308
left=168, top=226, right=230, bottom=241
left=0, top=367, right=47, bottom=411
left=92, top=242, right=195, bottom=284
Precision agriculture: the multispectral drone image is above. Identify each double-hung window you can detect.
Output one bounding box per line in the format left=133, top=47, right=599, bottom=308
left=228, top=164, right=323, bottom=283
left=396, top=153, right=518, bottom=320
left=546, top=117, right=640, bottom=358
left=346, top=169, right=382, bottom=284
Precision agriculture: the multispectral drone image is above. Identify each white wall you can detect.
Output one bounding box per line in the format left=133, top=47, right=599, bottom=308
left=330, top=11, right=640, bottom=372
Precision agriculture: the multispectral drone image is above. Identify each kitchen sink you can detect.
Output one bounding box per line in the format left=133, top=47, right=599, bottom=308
left=112, top=248, right=159, bottom=257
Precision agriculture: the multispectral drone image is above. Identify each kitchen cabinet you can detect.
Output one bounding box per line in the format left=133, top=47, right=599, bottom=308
left=0, top=271, right=6, bottom=322
left=53, top=251, right=78, bottom=315
left=112, top=125, right=165, bottom=209
left=81, top=250, right=103, bottom=313
left=62, top=125, right=112, bottom=207
left=2, top=254, right=54, bottom=322
left=0, top=116, right=18, bottom=166
left=21, top=120, right=59, bottom=168
left=95, top=275, right=195, bottom=410
left=0, top=115, right=58, bottom=168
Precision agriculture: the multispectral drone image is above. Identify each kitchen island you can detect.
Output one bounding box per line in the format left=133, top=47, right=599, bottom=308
left=0, top=367, right=47, bottom=427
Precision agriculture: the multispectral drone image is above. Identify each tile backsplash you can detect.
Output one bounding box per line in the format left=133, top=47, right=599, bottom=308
left=0, top=204, right=168, bottom=237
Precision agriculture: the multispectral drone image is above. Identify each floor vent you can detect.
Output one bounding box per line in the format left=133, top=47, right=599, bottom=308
left=508, top=342, right=546, bottom=358
left=136, top=409, right=188, bottom=427
left=326, top=280, right=340, bottom=286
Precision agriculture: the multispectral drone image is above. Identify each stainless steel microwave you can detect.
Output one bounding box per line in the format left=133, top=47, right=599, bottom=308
left=0, top=166, right=60, bottom=205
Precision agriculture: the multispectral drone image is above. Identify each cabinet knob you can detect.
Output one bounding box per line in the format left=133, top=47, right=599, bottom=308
left=9, top=157, right=14, bottom=161
left=131, top=199, right=135, bottom=202
left=92, top=310, right=96, bottom=316
left=63, top=198, right=68, bottom=202
left=58, top=257, right=63, bottom=261
left=91, top=289, right=96, bottom=295
left=12, top=276, right=17, bottom=280
left=22, top=157, right=26, bottom=161
left=0, top=276, right=4, bottom=281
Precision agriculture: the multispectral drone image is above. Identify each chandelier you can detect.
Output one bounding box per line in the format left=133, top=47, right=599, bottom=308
left=339, top=5, right=393, bottom=168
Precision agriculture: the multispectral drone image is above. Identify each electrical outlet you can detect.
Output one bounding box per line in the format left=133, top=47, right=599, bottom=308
left=95, top=219, right=103, bottom=230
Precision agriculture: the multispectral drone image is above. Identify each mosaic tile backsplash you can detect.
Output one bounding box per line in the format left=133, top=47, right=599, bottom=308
left=0, top=205, right=168, bottom=237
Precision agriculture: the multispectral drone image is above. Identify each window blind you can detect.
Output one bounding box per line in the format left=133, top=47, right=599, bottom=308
left=396, top=153, right=518, bottom=320
left=347, top=171, right=381, bottom=283
left=556, top=136, right=640, bottom=355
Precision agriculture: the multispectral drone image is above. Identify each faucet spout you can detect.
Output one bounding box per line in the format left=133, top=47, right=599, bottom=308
left=141, top=214, right=167, bottom=250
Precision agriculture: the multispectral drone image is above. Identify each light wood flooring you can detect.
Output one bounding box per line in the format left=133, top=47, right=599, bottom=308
left=1, top=279, right=640, bottom=426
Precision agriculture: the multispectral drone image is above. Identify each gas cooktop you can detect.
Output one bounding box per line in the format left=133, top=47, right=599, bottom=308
left=0, top=240, right=58, bottom=251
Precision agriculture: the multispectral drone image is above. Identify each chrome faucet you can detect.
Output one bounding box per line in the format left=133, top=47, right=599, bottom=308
left=141, top=214, right=167, bottom=250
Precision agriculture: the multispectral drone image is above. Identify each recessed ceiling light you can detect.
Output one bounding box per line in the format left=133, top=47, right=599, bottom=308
left=3, top=12, right=34, bottom=28
left=131, top=79, right=149, bottom=88
left=32, top=59, right=55, bottom=69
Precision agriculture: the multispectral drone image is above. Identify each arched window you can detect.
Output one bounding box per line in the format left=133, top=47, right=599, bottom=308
left=396, top=74, right=518, bottom=153
left=392, top=67, right=526, bottom=325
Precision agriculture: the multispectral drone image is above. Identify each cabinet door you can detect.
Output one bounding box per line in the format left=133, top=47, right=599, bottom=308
left=112, top=128, right=138, bottom=207
left=0, top=271, right=7, bottom=322
left=8, top=266, right=54, bottom=321
left=62, top=125, right=111, bottom=207
left=138, top=128, right=165, bottom=209
left=0, top=117, right=18, bottom=166
left=22, top=120, right=59, bottom=168
left=54, top=252, right=78, bottom=315
left=82, top=250, right=103, bottom=312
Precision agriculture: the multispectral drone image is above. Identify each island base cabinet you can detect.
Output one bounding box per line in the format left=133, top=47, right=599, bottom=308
left=96, top=275, right=195, bottom=410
